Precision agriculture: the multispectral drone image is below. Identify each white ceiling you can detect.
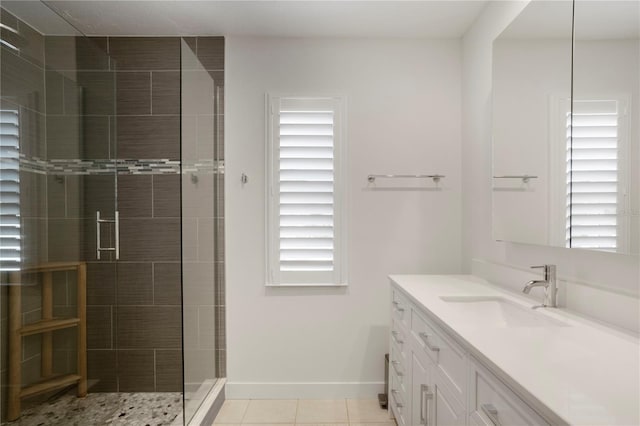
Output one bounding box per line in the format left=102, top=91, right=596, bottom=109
left=13, top=1, right=489, bottom=38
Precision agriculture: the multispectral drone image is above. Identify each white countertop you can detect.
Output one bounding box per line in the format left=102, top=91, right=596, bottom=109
left=389, top=274, right=640, bottom=426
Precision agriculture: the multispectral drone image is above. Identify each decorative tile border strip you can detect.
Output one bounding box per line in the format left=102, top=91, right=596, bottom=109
left=16, top=156, right=224, bottom=176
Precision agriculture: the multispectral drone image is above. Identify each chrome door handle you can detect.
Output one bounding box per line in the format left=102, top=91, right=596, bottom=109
left=481, top=403, right=501, bottom=426
left=391, top=331, right=404, bottom=344
left=96, top=211, right=120, bottom=260
left=391, top=360, right=404, bottom=376
left=420, top=384, right=434, bottom=425
left=419, top=332, right=440, bottom=352
left=392, top=301, right=405, bottom=312
left=114, top=211, right=120, bottom=260
left=390, top=389, right=403, bottom=408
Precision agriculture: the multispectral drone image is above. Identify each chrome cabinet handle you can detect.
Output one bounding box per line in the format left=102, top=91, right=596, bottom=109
left=392, top=301, right=405, bottom=312
left=420, top=384, right=434, bottom=425
left=391, top=360, right=404, bottom=376
left=391, top=331, right=404, bottom=344
left=96, top=211, right=120, bottom=260
left=419, top=332, right=440, bottom=352
left=390, top=389, right=404, bottom=408
left=481, top=403, right=501, bottom=426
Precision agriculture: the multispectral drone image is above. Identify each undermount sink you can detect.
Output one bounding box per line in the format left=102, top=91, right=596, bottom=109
left=439, top=296, right=570, bottom=327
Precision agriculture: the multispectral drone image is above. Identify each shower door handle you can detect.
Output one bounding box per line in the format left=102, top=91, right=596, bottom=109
left=115, top=211, right=120, bottom=260
left=96, top=211, right=120, bottom=260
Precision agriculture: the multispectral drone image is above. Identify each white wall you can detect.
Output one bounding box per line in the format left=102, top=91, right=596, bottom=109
left=225, top=37, right=462, bottom=398
left=462, top=2, right=640, bottom=332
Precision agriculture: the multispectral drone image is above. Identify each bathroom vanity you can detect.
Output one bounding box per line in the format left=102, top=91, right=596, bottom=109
left=388, top=275, right=639, bottom=426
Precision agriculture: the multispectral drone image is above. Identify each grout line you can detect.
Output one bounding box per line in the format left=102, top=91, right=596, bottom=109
left=109, top=305, right=114, bottom=349
left=239, top=398, right=249, bottom=424
left=108, top=115, right=113, bottom=159
left=61, top=71, right=66, bottom=114
left=153, top=349, right=157, bottom=391
left=64, top=175, right=68, bottom=218
left=345, top=398, right=350, bottom=424
left=151, top=262, right=155, bottom=304
left=151, top=174, right=155, bottom=217
left=150, top=71, right=153, bottom=115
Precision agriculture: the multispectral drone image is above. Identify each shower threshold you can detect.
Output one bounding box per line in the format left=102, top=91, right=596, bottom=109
left=184, top=378, right=225, bottom=425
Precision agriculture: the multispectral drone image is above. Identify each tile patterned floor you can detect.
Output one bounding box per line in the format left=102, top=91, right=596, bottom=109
left=211, top=399, right=396, bottom=425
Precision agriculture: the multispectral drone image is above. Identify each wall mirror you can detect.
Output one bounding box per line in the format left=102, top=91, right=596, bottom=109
left=492, top=0, right=639, bottom=255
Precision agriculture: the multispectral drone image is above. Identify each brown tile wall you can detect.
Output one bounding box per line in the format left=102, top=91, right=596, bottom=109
left=81, top=36, right=225, bottom=392
left=79, top=36, right=184, bottom=393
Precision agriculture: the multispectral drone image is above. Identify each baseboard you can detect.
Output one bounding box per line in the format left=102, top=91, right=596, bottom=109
left=225, top=381, right=384, bottom=399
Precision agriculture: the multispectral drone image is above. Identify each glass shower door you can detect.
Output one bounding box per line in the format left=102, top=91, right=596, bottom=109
left=2, top=3, right=188, bottom=423
left=180, top=38, right=221, bottom=424
left=0, top=2, right=118, bottom=420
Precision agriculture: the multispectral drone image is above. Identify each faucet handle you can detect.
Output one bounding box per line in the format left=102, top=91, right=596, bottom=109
left=531, top=265, right=556, bottom=281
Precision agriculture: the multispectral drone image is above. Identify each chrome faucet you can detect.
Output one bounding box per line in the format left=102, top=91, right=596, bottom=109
left=523, top=265, right=557, bottom=308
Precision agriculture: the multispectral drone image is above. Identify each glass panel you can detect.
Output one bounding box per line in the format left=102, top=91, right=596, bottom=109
left=181, top=38, right=219, bottom=424
left=491, top=1, right=574, bottom=247
left=1, top=4, right=196, bottom=424
left=0, top=1, right=116, bottom=422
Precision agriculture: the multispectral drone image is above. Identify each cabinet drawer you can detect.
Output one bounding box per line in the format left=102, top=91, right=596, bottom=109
left=411, top=309, right=440, bottom=363
left=412, top=309, right=467, bottom=405
left=391, top=318, right=409, bottom=355
left=390, top=343, right=409, bottom=395
left=390, top=371, right=410, bottom=426
left=470, top=360, right=550, bottom=426
left=392, top=289, right=411, bottom=330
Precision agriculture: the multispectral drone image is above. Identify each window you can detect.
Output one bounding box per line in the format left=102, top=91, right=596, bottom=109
left=266, top=95, right=347, bottom=286
left=566, top=99, right=629, bottom=251
left=0, top=109, right=21, bottom=272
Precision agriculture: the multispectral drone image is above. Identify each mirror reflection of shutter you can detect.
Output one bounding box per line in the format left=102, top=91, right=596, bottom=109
left=279, top=109, right=335, bottom=273
left=568, top=100, right=619, bottom=251
left=0, top=110, right=21, bottom=271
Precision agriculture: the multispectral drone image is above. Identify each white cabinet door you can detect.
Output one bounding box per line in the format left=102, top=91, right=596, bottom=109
left=411, top=351, right=432, bottom=426
left=433, top=376, right=466, bottom=426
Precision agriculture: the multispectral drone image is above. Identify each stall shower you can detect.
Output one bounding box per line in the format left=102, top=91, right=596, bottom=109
left=0, top=1, right=225, bottom=424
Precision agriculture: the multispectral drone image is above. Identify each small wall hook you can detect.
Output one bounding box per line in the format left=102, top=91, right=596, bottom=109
left=241, top=173, right=248, bottom=184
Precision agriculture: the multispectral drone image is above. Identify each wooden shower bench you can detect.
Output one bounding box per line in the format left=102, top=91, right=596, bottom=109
left=7, top=262, right=87, bottom=421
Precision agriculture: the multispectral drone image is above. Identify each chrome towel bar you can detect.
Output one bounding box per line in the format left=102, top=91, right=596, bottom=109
left=493, top=175, right=538, bottom=183
left=367, top=174, right=445, bottom=183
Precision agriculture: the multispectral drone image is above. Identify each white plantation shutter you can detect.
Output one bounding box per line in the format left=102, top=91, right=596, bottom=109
left=267, top=96, right=347, bottom=286
left=0, top=110, right=21, bottom=271
left=567, top=100, right=623, bottom=251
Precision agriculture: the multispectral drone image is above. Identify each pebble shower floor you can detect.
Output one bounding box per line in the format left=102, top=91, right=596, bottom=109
left=5, top=391, right=183, bottom=426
